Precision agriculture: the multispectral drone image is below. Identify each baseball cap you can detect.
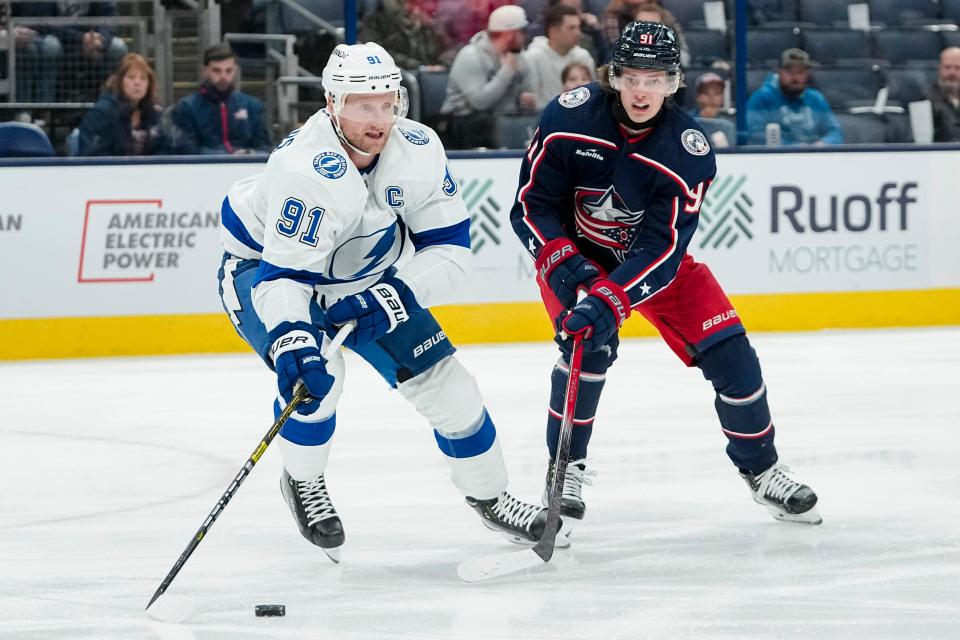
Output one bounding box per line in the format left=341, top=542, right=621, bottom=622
left=488, top=5, right=529, bottom=32
left=780, top=48, right=812, bottom=68
left=696, top=72, right=725, bottom=91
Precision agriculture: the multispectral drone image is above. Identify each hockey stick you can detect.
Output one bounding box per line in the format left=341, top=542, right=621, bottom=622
left=145, top=323, right=353, bottom=619
left=457, top=334, right=583, bottom=582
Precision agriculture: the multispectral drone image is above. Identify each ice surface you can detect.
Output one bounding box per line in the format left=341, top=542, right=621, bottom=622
left=2, top=328, right=959, bottom=639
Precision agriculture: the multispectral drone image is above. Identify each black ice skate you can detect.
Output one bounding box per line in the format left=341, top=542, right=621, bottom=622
left=281, top=469, right=345, bottom=562
left=467, top=491, right=567, bottom=546
left=741, top=462, right=822, bottom=525
left=543, top=458, right=594, bottom=520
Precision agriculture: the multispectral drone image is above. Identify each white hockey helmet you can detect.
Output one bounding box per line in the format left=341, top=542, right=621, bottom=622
left=321, top=42, right=408, bottom=118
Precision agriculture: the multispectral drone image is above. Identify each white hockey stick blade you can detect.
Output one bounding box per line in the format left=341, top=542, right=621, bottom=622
left=457, top=548, right=547, bottom=583
left=145, top=593, right=197, bottom=623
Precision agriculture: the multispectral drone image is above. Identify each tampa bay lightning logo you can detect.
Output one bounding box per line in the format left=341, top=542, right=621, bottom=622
left=313, top=151, right=347, bottom=179
left=398, top=127, right=430, bottom=145
left=442, top=165, right=458, bottom=196
left=574, top=185, right=645, bottom=260
left=326, top=222, right=404, bottom=281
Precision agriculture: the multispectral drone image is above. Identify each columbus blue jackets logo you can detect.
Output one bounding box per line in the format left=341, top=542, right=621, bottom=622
left=574, top=185, right=645, bottom=259
left=559, top=86, right=590, bottom=108
left=398, top=127, right=430, bottom=145
left=313, top=151, right=348, bottom=179
left=681, top=129, right=711, bottom=156
left=442, top=166, right=458, bottom=196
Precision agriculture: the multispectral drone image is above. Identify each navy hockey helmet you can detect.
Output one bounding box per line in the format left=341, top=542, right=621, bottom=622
left=608, top=21, right=682, bottom=94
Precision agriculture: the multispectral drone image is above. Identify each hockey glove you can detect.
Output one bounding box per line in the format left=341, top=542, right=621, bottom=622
left=268, top=322, right=335, bottom=416
left=558, top=279, right=632, bottom=352
left=323, top=276, right=422, bottom=348
left=535, top=238, right=601, bottom=311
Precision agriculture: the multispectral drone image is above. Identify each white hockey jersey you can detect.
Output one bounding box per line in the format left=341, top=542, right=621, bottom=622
left=220, top=111, right=471, bottom=331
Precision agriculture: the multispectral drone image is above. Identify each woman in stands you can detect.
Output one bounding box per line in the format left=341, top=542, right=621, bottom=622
left=78, top=53, right=166, bottom=156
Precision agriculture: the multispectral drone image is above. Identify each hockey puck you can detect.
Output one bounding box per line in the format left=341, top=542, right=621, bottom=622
left=255, top=604, right=285, bottom=617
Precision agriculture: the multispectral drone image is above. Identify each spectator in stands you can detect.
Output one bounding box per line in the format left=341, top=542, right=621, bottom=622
left=562, top=61, right=593, bottom=91
left=601, top=0, right=651, bottom=50
left=358, top=0, right=455, bottom=69
left=691, top=71, right=724, bottom=118
left=746, top=48, right=843, bottom=145
left=929, top=47, right=960, bottom=142
left=441, top=5, right=537, bottom=149
left=12, top=1, right=128, bottom=103
left=551, top=0, right=606, bottom=62
left=436, top=0, right=512, bottom=50
left=78, top=53, right=165, bottom=156
left=6, top=11, right=62, bottom=104
left=172, top=43, right=272, bottom=155
left=523, top=4, right=595, bottom=108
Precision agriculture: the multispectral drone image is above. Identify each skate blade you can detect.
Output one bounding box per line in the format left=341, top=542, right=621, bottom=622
left=322, top=546, right=342, bottom=563
left=767, top=504, right=823, bottom=525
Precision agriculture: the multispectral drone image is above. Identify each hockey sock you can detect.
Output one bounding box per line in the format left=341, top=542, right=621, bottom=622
left=698, top=335, right=778, bottom=474
left=546, top=359, right=606, bottom=460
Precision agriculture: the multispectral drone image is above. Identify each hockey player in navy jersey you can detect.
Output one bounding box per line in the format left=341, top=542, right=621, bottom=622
left=510, top=22, right=821, bottom=526
left=217, top=43, right=563, bottom=560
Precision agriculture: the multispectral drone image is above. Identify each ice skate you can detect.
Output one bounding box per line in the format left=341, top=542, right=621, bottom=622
left=741, top=462, right=822, bottom=525
left=281, top=469, right=345, bottom=562
left=543, top=458, right=595, bottom=520
left=467, top=491, right=568, bottom=547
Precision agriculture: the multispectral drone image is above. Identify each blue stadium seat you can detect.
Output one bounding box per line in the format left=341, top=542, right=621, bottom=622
left=746, top=66, right=774, bottom=95
left=802, top=28, right=871, bottom=64
left=494, top=113, right=540, bottom=149
left=520, top=0, right=549, bottom=37
left=0, top=122, right=55, bottom=158
left=812, top=65, right=883, bottom=108
left=884, top=66, right=936, bottom=105
left=279, top=0, right=344, bottom=33
left=745, top=0, right=799, bottom=25
left=835, top=112, right=890, bottom=143
left=695, top=116, right=737, bottom=146
left=874, top=29, right=943, bottom=64
left=417, top=69, right=449, bottom=127
left=661, top=0, right=704, bottom=27
left=747, top=27, right=801, bottom=64
left=943, top=0, right=960, bottom=23
left=684, top=29, right=729, bottom=64
left=868, top=0, right=940, bottom=26
left=797, top=0, right=852, bottom=26
left=943, top=30, right=960, bottom=49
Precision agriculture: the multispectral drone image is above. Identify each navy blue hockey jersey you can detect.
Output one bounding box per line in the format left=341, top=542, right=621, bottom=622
left=509, top=83, right=717, bottom=307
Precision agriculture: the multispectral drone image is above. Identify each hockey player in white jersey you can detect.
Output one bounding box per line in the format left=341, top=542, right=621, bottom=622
left=217, top=43, right=562, bottom=560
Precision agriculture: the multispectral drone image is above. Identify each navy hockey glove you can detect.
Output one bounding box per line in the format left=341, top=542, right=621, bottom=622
left=558, top=279, right=632, bottom=352
left=268, top=322, right=335, bottom=415
left=535, top=238, right=601, bottom=311
left=323, top=276, right=422, bottom=348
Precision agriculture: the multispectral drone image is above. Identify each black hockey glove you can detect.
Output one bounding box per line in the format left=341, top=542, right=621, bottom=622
left=535, top=237, right=601, bottom=310
left=558, top=279, right=632, bottom=352
left=323, top=275, right=422, bottom=348
left=268, top=321, right=335, bottom=415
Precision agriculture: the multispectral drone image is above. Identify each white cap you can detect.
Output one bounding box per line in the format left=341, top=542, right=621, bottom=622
left=487, top=5, right=528, bottom=32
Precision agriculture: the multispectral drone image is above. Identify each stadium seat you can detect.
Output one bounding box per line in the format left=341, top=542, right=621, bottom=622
left=797, top=0, right=852, bottom=27
left=942, top=0, right=960, bottom=23
left=874, top=29, right=943, bottom=64
left=0, top=122, right=55, bottom=158
left=494, top=113, right=540, bottom=149
left=746, top=66, right=774, bottom=95
left=745, top=0, right=799, bottom=26
left=868, top=0, right=940, bottom=26
left=811, top=65, right=883, bottom=108
left=661, top=0, right=704, bottom=27
left=279, top=0, right=344, bottom=33
left=884, top=66, right=936, bottom=105
left=695, top=116, right=737, bottom=146
left=520, top=0, right=548, bottom=37
left=417, top=69, right=449, bottom=128
left=943, top=30, right=960, bottom=49
left=802, top=28, right=872, bottom=64
left=684, top=29, right=729, bottom=64
left=746, top=27, right=801, bottom=64
left=835, top=112, right=890, bottom=143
